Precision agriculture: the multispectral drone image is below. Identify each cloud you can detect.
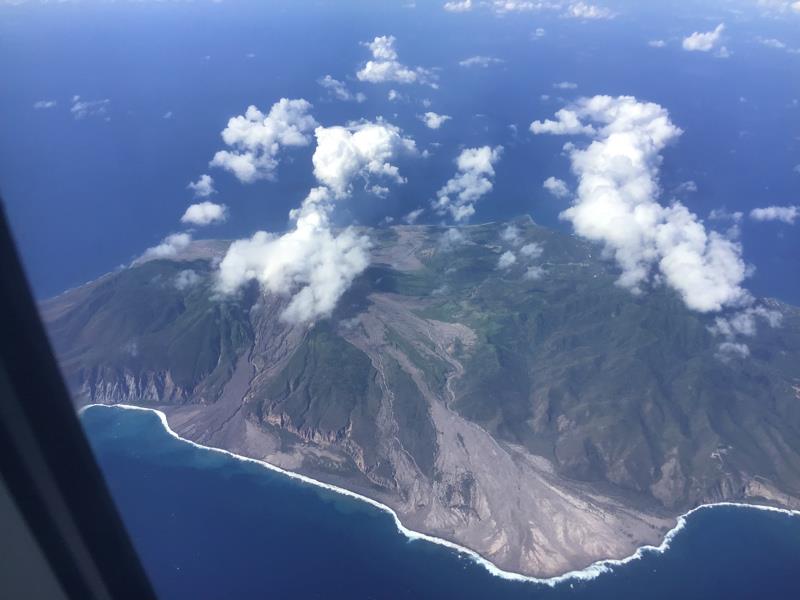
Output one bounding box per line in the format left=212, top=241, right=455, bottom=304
left=444, top=0, right=472, bottom=11
left=181, top=201, right=228, bottom=226
left=564, top=2, right=614, bottom=19
left=318, top=75, right=366, bottom=103
left=757, top=37, right=800, bottom=54
left=675, top=180, right=698, bottom=194
left=710, top=305, right=782, bottom=338
left=210, top=98, right=317, bottom=183
left=531, top=95, right=750, bottom=313
left=356, top=35, right=436, bottom=87
left=387, top=89, right=407, bottom=102
left=520, top=242, right=544, bottom=259
left=708, top=208, right=743, bottom=222
left=163, top=111, right=174, bottom=120
left=682, top=23, right=725, bottom=52
left=491, top=1, right=551, bottom=13
left=754, top=1, right=800, bottom=15
left=216, top=114, right=415, bottom=323
left=216, top=187, right=371, bottom=323
left=533, top=27, right=547, bottom=38
left=187, top=174, right=216, bottom=198
left=420, top=111, right=452, bottom=129
left=553, top=81, right=578, bottom=90
left=749, top=205, right=799, bottom=224
left=497, top=250, right=517, bottom=269
left=142, top=233, right=192, bottom=260
left=70, top=95, right=110, bottom=120
left=369, top=184, right=390, bottom=198
left=312, top=120, right=417, bottom=198
left=33, top=100, right=57, bottom=109
left=403, top=208, right=424, bottom=224
left=501, top=224, right=521, bottom=245
left=716, top=341, right=750, bottom=360
left=709, top=303, right=781, bottom=363
left=439, top=227, right=466, bottom=249
left=543, top=176, right=570, bottom=198
left=432, top=145, right=503, bottom=221
left=459, top=55, right=504, bottom=68
left=648, top=40, right=666, bottom=48
left=531, top=108, right=596, bottom=135
left=524, top=265, right=545, bottom=279
left=174, top=269, right=202, bottom=290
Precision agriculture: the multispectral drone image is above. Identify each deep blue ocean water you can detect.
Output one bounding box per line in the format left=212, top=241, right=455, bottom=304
left=82, top=405, right=800, bottom=600
left=1, top=0, right=799, bottom=303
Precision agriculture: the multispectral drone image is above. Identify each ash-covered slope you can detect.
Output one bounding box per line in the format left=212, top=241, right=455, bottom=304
left=42, top=218, right=800, bottom=578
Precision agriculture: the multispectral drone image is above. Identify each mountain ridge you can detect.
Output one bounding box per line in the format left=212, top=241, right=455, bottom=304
left=42, top=218, right=800, bottom=577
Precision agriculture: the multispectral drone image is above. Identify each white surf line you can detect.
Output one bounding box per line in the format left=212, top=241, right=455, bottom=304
left=81, top=403, right=800, bottom=587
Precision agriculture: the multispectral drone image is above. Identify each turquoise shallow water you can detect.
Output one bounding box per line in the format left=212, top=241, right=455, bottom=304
left=82, top=405, right=800, bottom=600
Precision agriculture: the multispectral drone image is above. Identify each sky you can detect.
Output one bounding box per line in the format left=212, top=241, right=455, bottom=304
left=0, top=0, right=798, bottom=326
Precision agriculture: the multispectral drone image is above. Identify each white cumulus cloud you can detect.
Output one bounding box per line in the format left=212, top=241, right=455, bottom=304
left=564, top=2, right=614, bottom=19
left=187, top=174, right=216, bottom=198
left=175, top=269, right=202, bottom=290
left=501, top=224, right=521, bottom=245
left=312, top=120, right=417, bottom=198
left=492, top=1, right=549, bottom=13
left=215, top=118, right=416, bottom=322
left=497, top=250, right=517, bottom=269
left=33, top=100, right=57, bottom=109
left=459, top=56, right=504, bottom=68
left=543, top=176, right=570, bottom=198
left=356, top=36, right=436, bottom=87
left=216, top=187, right=371, bottom=323
left=716, top=341, right=750, bottom=360
left=709, top=208, right=743, bottom=222
left=439, top=227, right=466, bottom=249
left=444, top=0, right=473, bottom=11
left=141, top=233, right=192, bottom=261
left=710, top=305, right=782, bottom=338
left=531, top=95, right=750, bottom=313
left=181, top=201, right=228, bottom=226
left=421, top=111, right=452, bottom=129
left=210, top=98, right=318, bottom=183
left=432, top=146, right=503, bottom=222
left=749, top=205, right=798, bottom=224
left=520, top=242, right=544, bottom=259
left=531, top=108, right=596, bottom=135
left=682, top=23, right=725, bottom=52
left=318, top=75, right=366, bottom=103
left=403, top=208, right=425, bottom=224
left=524, top=265, right=545, bottom=280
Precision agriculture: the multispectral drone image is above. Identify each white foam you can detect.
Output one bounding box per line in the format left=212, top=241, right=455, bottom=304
left=81, top=403, right=800, bottom=586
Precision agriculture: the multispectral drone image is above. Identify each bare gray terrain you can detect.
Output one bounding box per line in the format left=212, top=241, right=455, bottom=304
left=42, top=219, right=800, bottom=577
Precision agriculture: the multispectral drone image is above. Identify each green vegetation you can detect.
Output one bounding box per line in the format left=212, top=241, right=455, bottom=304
left=43, top=259, right=253, bottom=402
left=42, top=220, right=800, bottom=509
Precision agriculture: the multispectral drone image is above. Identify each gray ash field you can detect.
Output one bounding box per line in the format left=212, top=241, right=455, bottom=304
left=44, top=218, right=800, bottom=578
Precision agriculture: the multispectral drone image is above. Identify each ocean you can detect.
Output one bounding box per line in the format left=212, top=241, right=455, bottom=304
left=81, top=405, right=800, bottom=600
left=1, top=0, right=799, bottom=304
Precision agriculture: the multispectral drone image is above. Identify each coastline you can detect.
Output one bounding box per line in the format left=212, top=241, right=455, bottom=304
left=81, top=403, right=800, bottom=587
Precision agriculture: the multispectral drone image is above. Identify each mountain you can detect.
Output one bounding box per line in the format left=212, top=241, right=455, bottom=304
left=41, top=218, right=800, bottom=578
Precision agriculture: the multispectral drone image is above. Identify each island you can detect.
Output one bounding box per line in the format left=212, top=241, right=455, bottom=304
left=41, top=217, right=800, bottom=579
